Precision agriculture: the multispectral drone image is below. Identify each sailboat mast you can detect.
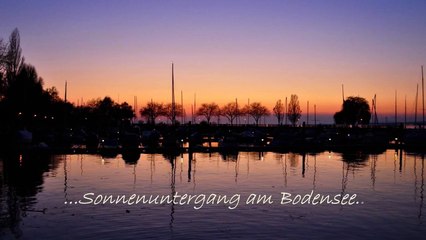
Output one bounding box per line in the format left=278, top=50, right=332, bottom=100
left=134, top=96, right=137, bottom=121
left=181, top=90, right=184, bottom=124
left=171, top=63, right=176, bottom=125
left=307, top=101, right=309, bottom=125
left=374, top=94, right=378, bottom=124
left=285, top=96, right=288, bottom=125
left=193, top=93, right=196, bottom=123
left=415, top=84, right=419, bottom=125
left=371, top=96, right=375, bottom=124
left=395, top=90, right=397, bottom=125
left=235, top=98, right=239, bottom=125
left=314, top=104, right=316, bottom=126
left=422, top=65, right=425, bottom=127
left=191, top=104, right=194, bottom=124
left=404, top=95, right=407, bottom=126
left=64, top=81, right=67, bottom=103
left=247, top=98, right=250, bottom=124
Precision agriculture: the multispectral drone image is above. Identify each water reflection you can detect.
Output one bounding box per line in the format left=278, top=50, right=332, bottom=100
left=313, top=155, right=317, bottom=190
left=418, top=155, right=425, bottom=223
left=122, top=150, right=140, bottom=165
left=339, top=150, right=370, bottom=167
left=220, top=151, right=239, bottom=162
left=370, top=154, right=377, bottom=189
left=188, top=152, right=193, bottom=183
left=0, top=153, right=60, bottom=238
left=407, top=152, right=425, bottom=223
left=63, top=155, right=68, bottom=206
left=162, top=153, right=178, bottom=232
left=0, top=150, right=425, bottom=239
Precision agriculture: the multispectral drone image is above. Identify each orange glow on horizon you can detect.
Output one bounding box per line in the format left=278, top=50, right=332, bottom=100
left=60, top=66, right=420, bottom=116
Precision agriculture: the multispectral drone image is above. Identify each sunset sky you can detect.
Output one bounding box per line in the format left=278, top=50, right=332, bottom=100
left=1, top=0, right=425, bottom=118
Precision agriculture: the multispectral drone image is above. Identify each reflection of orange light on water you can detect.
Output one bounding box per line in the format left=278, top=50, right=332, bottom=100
left=40, top=150, right=420, bottom=193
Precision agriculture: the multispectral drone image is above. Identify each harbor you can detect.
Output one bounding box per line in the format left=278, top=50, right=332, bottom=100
left=3, top=124, right=426, bottom=155
left=2, top=1, right=426, bottom=239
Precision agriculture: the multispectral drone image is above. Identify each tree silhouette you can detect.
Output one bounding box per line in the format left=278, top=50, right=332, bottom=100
left=287, top=94, right=302, bottom=126
left=0, top=39, right=6, bottom=98
left=0, top=29, right=75, bottom=133
left=40, top=86, right=72, bottom=125
left=140, top=101, right=164, bottom=125
left=1, top=29, right=25, bottom=100
left=44, top=87, right=60, bottom=102
left=221, top=102, right=241, bottom=125
left=117, top=102, right=135, bottom=122
left=94, top=97, right=118, bottom=132
left=76, top=97, right=134, bottom=134
left=215, top=107, right=222, bottom=124
left=243, top=102, right=270, bottom=126
left=6, top=63, right=44, bottom=118
left=273, top=99, right=285, bottom=125
left=196, top=102, right=219, bottom=124
left=5, top=28, right=24, bottom=87
left=334, top=96, right=371, bottom=125
left=163, top=103, right=183, bottom=123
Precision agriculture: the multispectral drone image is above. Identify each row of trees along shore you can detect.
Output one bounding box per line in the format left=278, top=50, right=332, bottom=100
left=139, top=94, right=371, bottom=126
left=1, top=28, right=371, bottom=136
left=140, top=96, right=303, bottom=126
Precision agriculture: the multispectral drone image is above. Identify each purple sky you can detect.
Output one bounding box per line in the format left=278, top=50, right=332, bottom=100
left=1, top=0, right=426, bottom=122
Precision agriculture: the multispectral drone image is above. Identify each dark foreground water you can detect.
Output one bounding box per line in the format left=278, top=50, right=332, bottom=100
left=1, top=150, right=425, bottom=239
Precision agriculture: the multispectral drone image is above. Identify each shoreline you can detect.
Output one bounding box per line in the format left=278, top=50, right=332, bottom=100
left=1, top=125, right=425, bottom=155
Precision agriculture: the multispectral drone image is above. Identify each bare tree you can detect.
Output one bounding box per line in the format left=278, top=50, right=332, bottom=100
left=6, top=28, right=24, bottom=85
left=0, top=38, right=6, bottom=98
left=221, top=102, right=241, bottom=125
left=0, top=39, right=5, bottom=69
left=243, top=102, right=270, bottom=126
left=163, top=103, right=183, bottom=124
left=196, top=102, right=219, bottom=124
left=140, top=101, right=164, bottom=125
left=215, top=107, right=222, bottom=124
left=273, top=99, right=285, bottom=125
left=287, top=94, right=302, bottom=126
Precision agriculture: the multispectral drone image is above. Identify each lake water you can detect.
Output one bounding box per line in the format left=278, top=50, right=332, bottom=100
left=1, top=150, right=425, bottom=239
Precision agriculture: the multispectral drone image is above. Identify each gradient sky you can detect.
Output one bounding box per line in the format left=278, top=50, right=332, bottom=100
left=1, top=0, right=426, bottom=116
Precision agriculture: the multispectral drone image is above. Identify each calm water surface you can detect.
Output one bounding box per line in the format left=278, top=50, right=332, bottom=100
left=0, top=150, right=425, bottom=239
